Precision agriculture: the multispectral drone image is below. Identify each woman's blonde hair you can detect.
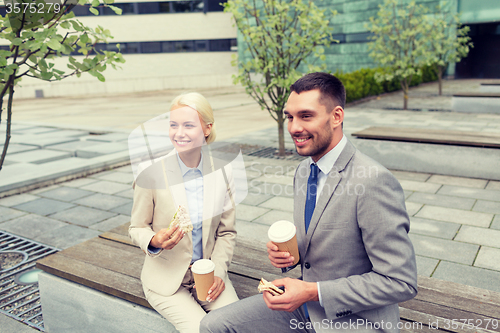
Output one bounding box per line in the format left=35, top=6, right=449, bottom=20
left=170, top=92, right=216, bottom=144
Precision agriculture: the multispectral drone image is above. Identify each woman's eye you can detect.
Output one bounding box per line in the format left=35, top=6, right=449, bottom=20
left=170, top=124, right=178, bottom=128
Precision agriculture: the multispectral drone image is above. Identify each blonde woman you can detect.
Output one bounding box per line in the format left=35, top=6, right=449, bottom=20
left=129, top=92, right=239, bottom=333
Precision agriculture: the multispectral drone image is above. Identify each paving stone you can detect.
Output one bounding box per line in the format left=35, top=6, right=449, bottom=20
left=74, top=193, right=132, bottom=211
left=76, top=142, right=129, bottom=158
left=474, top=246, right=500, bottom=271
left=253, top=210, right=294, bottom=226
left=248, top=181, right=294, bottom=198
left=491, top=215, right=500, bottom=230
left=235, top=220, right=270, bottom=246
left=240, top=192, right=273, bottom=206
left=84, top=132, right=129, bottom=142
left=94, top=171, right=134, bottom=184
left=48, top=140, right=102, bottom=152
left=29, top=184, right=61, bottom=195
left=455, top=225, right=500, bottom=248
left=34, top=224, right=101, bottom=249
left=403, top=190, right=413, bottom=199
left=12, top=198, right=74, bottom=216
left=415, top=205, right=493, bottom=228
left=0, top=206, right=27, bottom=223
left=89, top=214, right=131, bottom=232
left=63, top=177, right=99, bottom=188
left=5, top=149, right=72, bottom=164
left=253, top=174, right=294, bottom=186
left=406, top=192, right=476, bottom=210
left=0, top=214, right=67, bottom=240
left=259, top=196, right=294, bottom=212
left=115, top=188, right=134, bottom=199
left=438, top=185, right=500, bottom=202
left=390, top=170, right=431, bottom=182
left=13, top=136, right=80, bottom=149
left=432, top=261, right=500, bottom=293
left=0, top=193, right=39, bottom=207
left=409, top=217, right=460, bottom=239
left=408, top=233, right=479, bottom=265
left=415, top=255, right=439, bottom=277
left=399, top=180, right=441, bottom=194
left=80, top=180, right=131, bottom=195
left=37, top=186, right=95, bottom=202
left=110, top=202, right=133, bottom=216
left=235, top=204, right=270, bottom=222
left=405, top=202, right=423, bottom=216
left=427, top=175, right=488, bottom=189
left=114, top=164, right=134, bottom=173
left=3, top=143, right=38, bottom=154
left=486, top=180, right=500, bottom=190
left=49, top=206, right=116, bottom=227
left=472, top=200, right=500, bottom=214
left=0, top=162, right=39, bottom=180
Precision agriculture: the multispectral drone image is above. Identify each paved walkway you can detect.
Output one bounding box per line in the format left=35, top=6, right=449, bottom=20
left=1, top=79, right=499, bottom=331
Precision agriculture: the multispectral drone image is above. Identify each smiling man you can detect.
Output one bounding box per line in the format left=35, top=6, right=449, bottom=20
left=200, top=72, right=418, bottom=333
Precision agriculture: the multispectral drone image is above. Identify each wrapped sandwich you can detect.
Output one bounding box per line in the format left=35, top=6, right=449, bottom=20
left=258, top=278, right=284, bottom=296
left=169, top=205, right=193, bottom=233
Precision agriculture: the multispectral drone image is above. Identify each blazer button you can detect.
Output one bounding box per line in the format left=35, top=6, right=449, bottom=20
left=304, top=262, right=311, bottom=269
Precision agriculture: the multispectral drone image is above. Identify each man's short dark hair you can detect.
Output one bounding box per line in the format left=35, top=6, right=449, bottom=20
left=290, top=72, right=346, bottom=110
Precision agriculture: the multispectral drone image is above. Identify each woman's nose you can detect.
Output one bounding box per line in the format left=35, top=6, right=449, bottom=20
left=176, top=126, right=185, bottom=137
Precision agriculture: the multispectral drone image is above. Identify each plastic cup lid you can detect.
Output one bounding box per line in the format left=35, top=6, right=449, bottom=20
left=268, top=220, right=296, bottom=243
left=191, top=259, right=215, bottom=274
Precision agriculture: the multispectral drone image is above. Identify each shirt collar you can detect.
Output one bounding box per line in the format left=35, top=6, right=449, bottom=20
left=309, top=135, right=347, bottom=175
left=177, top=151, right=203, bottom=176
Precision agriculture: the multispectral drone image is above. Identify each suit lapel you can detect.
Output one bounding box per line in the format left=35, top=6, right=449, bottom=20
left=201, top=146, right=215, bottom=255
left=301, top=141, right=357, bottom=256
left=164, top=152, right=191, bottom=244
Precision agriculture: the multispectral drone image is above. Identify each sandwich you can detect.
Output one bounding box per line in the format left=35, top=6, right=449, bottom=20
left=258, top=278, right=284, bottom=296
left=169, top=205, right=193, bottom=233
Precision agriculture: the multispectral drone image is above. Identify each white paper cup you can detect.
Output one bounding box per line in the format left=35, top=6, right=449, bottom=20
left=191, top=259, right=215, bottom=301
left=268, top=220, right=300, bottom=265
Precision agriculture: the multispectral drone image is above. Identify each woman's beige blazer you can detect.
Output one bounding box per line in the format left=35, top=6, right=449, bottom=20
left=129, top=150, right=236, bottom=297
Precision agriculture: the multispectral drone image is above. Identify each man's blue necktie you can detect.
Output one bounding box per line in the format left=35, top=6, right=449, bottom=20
left=305, top=163, right=319, bottom=233
left=303, top=163, right=318, bottom=320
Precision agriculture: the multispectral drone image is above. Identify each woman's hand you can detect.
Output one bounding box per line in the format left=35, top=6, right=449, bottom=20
left=150, top=225, right=185, bottom=250
left=206, top=276, right=225, bottom=302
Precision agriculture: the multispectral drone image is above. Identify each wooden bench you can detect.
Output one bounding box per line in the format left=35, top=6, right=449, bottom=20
left=451, top=92, right=500, bottom=114
left=37, top=223, right=500, bottom=333
left=351, top=126, right=500, bottom=149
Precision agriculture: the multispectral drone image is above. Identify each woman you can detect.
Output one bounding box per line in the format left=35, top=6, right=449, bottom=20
left=129, top=92, right=239, bottom=333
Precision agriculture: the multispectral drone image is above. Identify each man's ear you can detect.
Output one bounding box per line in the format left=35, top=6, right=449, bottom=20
left=332, top=106, right=344, bottom=129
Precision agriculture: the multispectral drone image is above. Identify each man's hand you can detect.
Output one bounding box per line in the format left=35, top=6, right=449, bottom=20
left=206, top=276, right=225, bottom=302
left=262, top=278, right=318, bottom=312
left=150, top=225, right=184, bottom=250
left=267, top=241, right=295, bottom=268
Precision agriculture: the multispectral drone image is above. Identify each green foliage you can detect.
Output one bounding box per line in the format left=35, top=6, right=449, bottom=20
left=224, top=0, right=334, bottom=155
left=0, top=0, right=126, bottom=171
left=335, top=65, right=438, bottom=104
left=366, top=0, right=432, bottom=109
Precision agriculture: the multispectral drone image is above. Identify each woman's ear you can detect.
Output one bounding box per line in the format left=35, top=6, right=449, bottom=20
left=205, top=123, right=213, bottom=137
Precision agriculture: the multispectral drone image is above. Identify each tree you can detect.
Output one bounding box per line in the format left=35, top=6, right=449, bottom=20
left=0, top=0, right=125, bottom=171
left=224, top=0, right=334, bottom=156
left=367, top=0, right=430, bottom=110
left=426, top=5, right=472, bottom=95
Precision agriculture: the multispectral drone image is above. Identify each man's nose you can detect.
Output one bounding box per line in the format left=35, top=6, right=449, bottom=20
left=288, top=120, right=303, bottom=135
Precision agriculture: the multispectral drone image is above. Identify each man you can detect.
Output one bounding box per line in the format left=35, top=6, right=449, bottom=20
left=200, top=72, right=417, bottom=332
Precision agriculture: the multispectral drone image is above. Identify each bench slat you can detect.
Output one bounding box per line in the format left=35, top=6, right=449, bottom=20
left=352, top=127, right=500, bottom=148
left=36, top=253, right=150, bottom=309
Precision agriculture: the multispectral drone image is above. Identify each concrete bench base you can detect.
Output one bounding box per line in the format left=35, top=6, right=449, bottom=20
left=480, top=83, right=500, bottom=93
left=452, top=95, right=500, bottom=114
left=351, top=136, right=500, bottom=180
left=38, top=272, right=177, bottom=333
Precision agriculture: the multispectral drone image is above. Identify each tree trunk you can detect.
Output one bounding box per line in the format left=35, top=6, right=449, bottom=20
left=438, top=66, right=443, bottom=96
left=0, top=81, right=14, bottom=171
left=401, top=79, right=409, bottom=110
left=277, top=111, right=286, bottom=157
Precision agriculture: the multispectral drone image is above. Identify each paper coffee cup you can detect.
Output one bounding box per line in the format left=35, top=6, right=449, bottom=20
left=191, top=259, right=215, bottom=301
left=268, top=220, right=300, bottom=266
